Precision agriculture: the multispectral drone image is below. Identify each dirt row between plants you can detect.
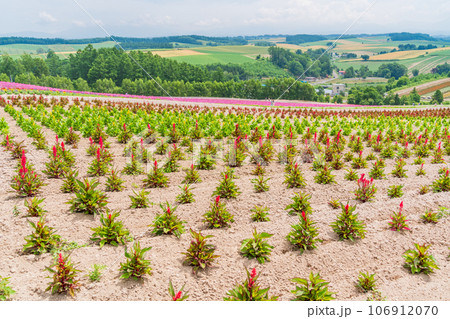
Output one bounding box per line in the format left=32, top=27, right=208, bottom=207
left=0, top=103, right=449, bottom=301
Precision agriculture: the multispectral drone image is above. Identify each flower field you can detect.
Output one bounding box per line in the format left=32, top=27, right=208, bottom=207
left=0, top=93, right=449, bottom=301
left=1, top=81, right=382, bottom=108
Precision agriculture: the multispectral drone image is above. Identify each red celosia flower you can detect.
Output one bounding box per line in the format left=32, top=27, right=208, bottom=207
left=173, top=291, right=182, bottom=301
left=53, top=145, right=57, bottom=158
left=99, top=136, right=104, bottom=149
left=301, top=211, right=307, bottom=222
left=215, top=196, right=220, bottom=204
left=61, top=142, right=65, bottom=151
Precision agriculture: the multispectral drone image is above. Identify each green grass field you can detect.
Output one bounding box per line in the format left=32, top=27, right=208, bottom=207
left=0, top=41, right=116, bottom=58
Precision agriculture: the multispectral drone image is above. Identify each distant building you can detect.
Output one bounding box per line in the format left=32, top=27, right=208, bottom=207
left=338, top=70, right=346, bottom=76
left=332, top=83, right=346, bottom=96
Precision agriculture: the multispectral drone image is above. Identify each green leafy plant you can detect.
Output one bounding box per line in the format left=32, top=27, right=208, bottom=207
left=291, top=272, right=335, bottom=301
left=366, top=290, right=386, bottom=301
left=119, top=241, right=152, bottom=280
left=328, top=199, right=340, bottom=209
left=129, top=189, right=151, bottom=208
left=0, top=276, right=15, bottom=301
left=251, top=175, right=270, bottom=192
left=351, top=151, right=367, bottom=169
left=344, top=151, right=354, bottom=162
left=224, top=268, right=278, bottom=301
left=431, top=169, right=450, bottom=192
left=421, top=209, right=439, bottom=224
left=403, top=243, right=439, bottom=274
left=415, top=163, right=426, bottom=176
left=419, top=184, right=430, bottom=195
left=163, top=151, right=180, bottom=173
left=10, top=151, right=45, bottom=197
left=182, top=164, right=201, bottom=183
left=45, top=253, right=81, bottom=297
left=67, top=179, right=108, bottom=215
left=387, top=185, right=404, bottom=198
left=105, top=168, right=125, bottom=192
left=314, top=166, right=336, bottom=184
left=203, top=196, right=234, bottom=228
left=87, top=148, right=110, bottom=177
left=87, top=264, right=106, bottom=282
left=225, top=138, right=247, bottom=167
left=122, top=153, right=144, bottom=175
left=330, top=153, right=344, bottom=170
left=168, top=280, right=189, bottom=301
left=212, top=173, right=241, bottom=199
left=65, top=127, right=80, bottom=147
left=251, top=206, right=270, bottom=222
left=344, top=168, right=358, bottom=181
left=431, top=143, right=445, bottom=164
left=60, top=169, right=79, bottom=193
left=155, top=140, right=169, bottom=155
left=388, top=201, right=410, bottom=231
left=391, top=158, right=408, bottom=178
left=369, top=160, right=385, bottom=180
left=287, top=212, right=321, bottom=253
left=284, top=162, right=307, bottom=188
left=285, top=191, right=313, bottom=216
left=176, top=184, right=195, bottom=204
left=196, top=150, right=216, bottom=170
left=414, top=156, right=425, bottom=165
left=168, top=123, right=181, bottom=143
left=251, top=163, right=266, bottom=176
left=91, top=210, right=132, bottom=247
left=356, top=271, right=377, bottom=292
left=331, top=202, right=366, bottom=241
left=24, top=197, right=47, bottom=217
left=354, top=174, right=377, bottom=202
left=23, top=216, right=61, bottom=255
left=117, top=123, right=133, bottom=144
left=240, top=228, right=273, bottom=264
left=43, top=145, right=68, bottom=178
left=181, top=229, right=219, bottom=273
left=150, top=202, right=186, bottom=238
left=143, top=161, right=169, bottom=188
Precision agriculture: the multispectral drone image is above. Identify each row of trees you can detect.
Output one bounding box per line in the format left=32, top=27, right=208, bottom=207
left=347, top=86, right=421, bottom=105
left=343, top=63, right=408, bottom=79
left=267, top=47, right=332, bottom=78
left=0, top=71, right=318, bottom=101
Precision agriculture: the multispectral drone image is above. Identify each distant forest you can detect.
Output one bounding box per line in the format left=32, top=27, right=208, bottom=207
left=0, top=35, right=248, bottom=48
left=0, top=32, right=443, bottom=47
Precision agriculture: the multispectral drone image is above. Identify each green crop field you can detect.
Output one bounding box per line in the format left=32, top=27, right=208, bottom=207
left=168, top=45, right=269, bottom=65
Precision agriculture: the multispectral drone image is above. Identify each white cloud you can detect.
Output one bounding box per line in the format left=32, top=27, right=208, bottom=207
left=195, top=18, right=221, bottom=27
left=39, top=11, right=57, bottom=23
left=1, top=0, right=449, bottom=37
left=72, top=20, right=86, bottom=27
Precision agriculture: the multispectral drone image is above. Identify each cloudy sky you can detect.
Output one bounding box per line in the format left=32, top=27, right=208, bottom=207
left=1, top=0, right=449, bottom=38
